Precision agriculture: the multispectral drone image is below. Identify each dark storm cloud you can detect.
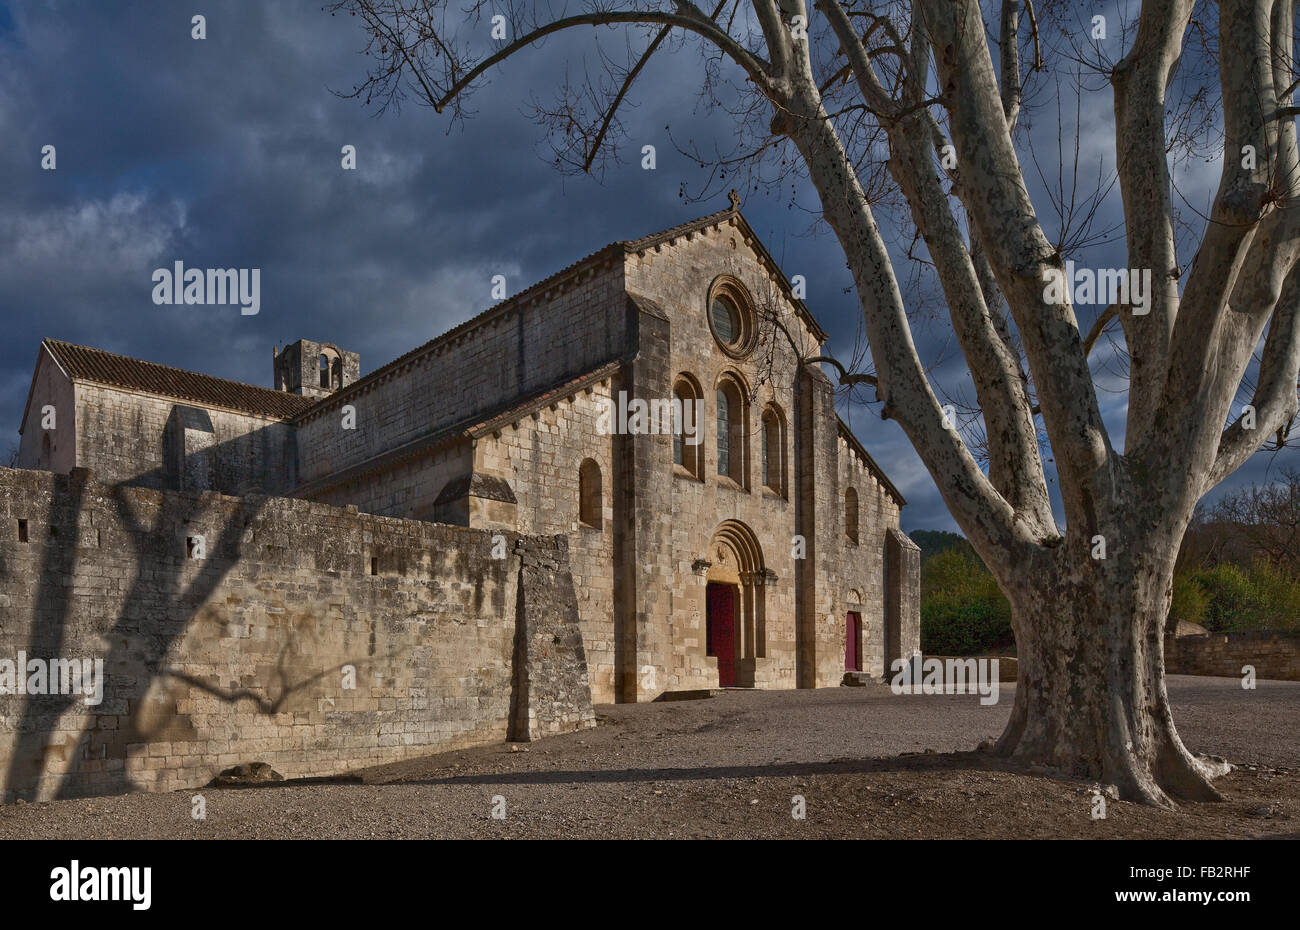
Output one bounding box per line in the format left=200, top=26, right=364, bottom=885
left=0, top=3, right=704, bottom=400
left=0, top=0, right=1293, bottom=533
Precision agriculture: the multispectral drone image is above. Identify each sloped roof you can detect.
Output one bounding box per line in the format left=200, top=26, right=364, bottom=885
left=40, top=339, right=316, bottom=420
left=291, top=358, right=623, bottom=498
left=466, top=360, right=624, bottom=439
left=28, top=204, right=847, bottom=469
left=625, top=204, right=828, bottom=342
left=298, top=199, right=828, bottom=423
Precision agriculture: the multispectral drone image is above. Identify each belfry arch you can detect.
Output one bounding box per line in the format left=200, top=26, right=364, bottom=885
left=703, top=520, right=771, bottom=688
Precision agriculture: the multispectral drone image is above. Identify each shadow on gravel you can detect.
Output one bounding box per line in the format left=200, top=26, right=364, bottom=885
left=207, top=774, right=365, bottom=790
left=364, top=750, right=1035, bottom=787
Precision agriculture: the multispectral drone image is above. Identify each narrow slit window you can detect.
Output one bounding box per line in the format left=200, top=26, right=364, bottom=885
left=845, top=487, right=859, bottom=544
left=579, top=459, right=602, bottom=529
left=762, top=408, right=784, bottom=494
left=716, top=389, right=730, bottom=477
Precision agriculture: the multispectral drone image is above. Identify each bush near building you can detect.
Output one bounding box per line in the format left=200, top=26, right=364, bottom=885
left=919, top=548, right=1014, bottom=656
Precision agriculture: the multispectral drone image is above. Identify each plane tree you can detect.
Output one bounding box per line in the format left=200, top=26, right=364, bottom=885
left=329, top=0, right=1300, bottom=807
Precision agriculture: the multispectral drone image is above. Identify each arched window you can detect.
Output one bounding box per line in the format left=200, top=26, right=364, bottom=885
left=319, top=348, right=342, bottom=390
left=716, top=375, right=747, bottom=486
left=716, top=388, right=730, bottom=477
left=672, top=376, right=703, bottom=479
left=761, top=405, right=785, bottom=495
left=845, top=487, right=859, bottom=544
left=579, top=459, right=602, bottom=528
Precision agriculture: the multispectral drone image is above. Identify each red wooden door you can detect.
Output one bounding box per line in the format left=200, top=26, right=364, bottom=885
left=845, top=611, right=861, bottom=671
left=707, top=583, right=737, bottom=687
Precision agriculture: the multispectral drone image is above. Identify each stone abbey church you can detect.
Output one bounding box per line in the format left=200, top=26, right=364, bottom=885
left=2, top=200, right=918, bottom=798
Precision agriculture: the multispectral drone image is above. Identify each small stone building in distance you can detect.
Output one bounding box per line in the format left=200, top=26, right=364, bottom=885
left=16, top=198, right=920, bottom=706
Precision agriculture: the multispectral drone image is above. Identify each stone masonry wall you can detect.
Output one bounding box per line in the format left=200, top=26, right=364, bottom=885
left=626, top=224, right=808, bottom=695
left=510, top=537, right=597, bottom=739
left=294, top=258, right=630, bottom=487
left=836, top=433, right=902, bottom=678
left=306, top=438, right=473, bottom=524
left=71, top=382, right=296, bottom=495
left=1166, top=630, right=1300, bottom=681
left=474, top=380, right=617, bottom=704
left=0, top=466, right=593, bottom=802
left=885, top=527, right=921, bottom=667
left=16, top=347, right=77, bottom=475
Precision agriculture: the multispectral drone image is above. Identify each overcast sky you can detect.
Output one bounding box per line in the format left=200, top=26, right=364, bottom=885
left=1, top=0, right=1295, bottom=534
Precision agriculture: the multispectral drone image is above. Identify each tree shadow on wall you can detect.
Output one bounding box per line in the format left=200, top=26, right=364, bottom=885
left=158, top=632, right=408, bottom=721
left=56, top=481, right=269, bottom=801
left=1, top=393, right=386, bottom=803
left=2, top=468, right=283, bottom=801
left=45, top=488, right=412, bottom=800
left=162, top=649, right=351, bottom=717
left=2, top=470, right=88, bottom=801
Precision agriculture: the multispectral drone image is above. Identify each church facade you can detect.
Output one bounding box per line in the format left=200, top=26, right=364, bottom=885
left=17, top=201, right=920, bottom=705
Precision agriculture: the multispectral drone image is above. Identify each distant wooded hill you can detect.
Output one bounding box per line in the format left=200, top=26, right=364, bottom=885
left=909, top=529, right=976, bottom=564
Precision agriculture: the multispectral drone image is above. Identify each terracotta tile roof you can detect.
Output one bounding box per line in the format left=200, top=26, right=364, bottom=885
left=42, top=338, right=316, bottom=420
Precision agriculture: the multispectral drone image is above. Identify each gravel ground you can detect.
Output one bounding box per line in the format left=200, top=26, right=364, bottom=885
left=0, top=675, right=1295, bottom=839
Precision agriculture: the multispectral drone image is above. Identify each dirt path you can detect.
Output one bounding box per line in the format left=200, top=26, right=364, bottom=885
left=1, top=676, right=1295, bottom=839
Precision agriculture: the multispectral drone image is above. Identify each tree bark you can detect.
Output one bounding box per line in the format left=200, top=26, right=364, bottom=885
left=993, top=536, right=1231, bottom=808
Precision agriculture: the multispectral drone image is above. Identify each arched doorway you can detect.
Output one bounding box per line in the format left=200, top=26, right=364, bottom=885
left=703, top=520, right=768, bottom=688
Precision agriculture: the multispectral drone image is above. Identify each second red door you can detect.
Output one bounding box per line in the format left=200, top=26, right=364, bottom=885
left=845, top=611, right=861, bottom=672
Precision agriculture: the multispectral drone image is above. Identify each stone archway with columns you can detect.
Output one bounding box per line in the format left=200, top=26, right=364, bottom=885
left=701, top=520, right=776, bottom=688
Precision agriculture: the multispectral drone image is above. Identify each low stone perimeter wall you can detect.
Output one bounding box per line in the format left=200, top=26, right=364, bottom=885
left=1166, top=629, right=1300, bottom=682
left=0, top=467, right=595, bottom=802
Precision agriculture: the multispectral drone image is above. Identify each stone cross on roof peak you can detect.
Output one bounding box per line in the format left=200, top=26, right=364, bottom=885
left=728, top=189, right=741, bottom=211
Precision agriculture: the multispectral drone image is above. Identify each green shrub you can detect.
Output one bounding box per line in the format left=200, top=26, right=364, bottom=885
left=920, top=549, right=1014, bottom=655
left=1189, top=561, right=1300, bottom=632
left=1168, top=571, right=1208, bottom=632
left=1193, top=563, right=1256, bottom=631
left=1240, top=561, right=1300, bottom=631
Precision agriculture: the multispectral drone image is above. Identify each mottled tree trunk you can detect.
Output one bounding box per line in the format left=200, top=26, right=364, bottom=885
left=993, top=542, right=1231, bottom=807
